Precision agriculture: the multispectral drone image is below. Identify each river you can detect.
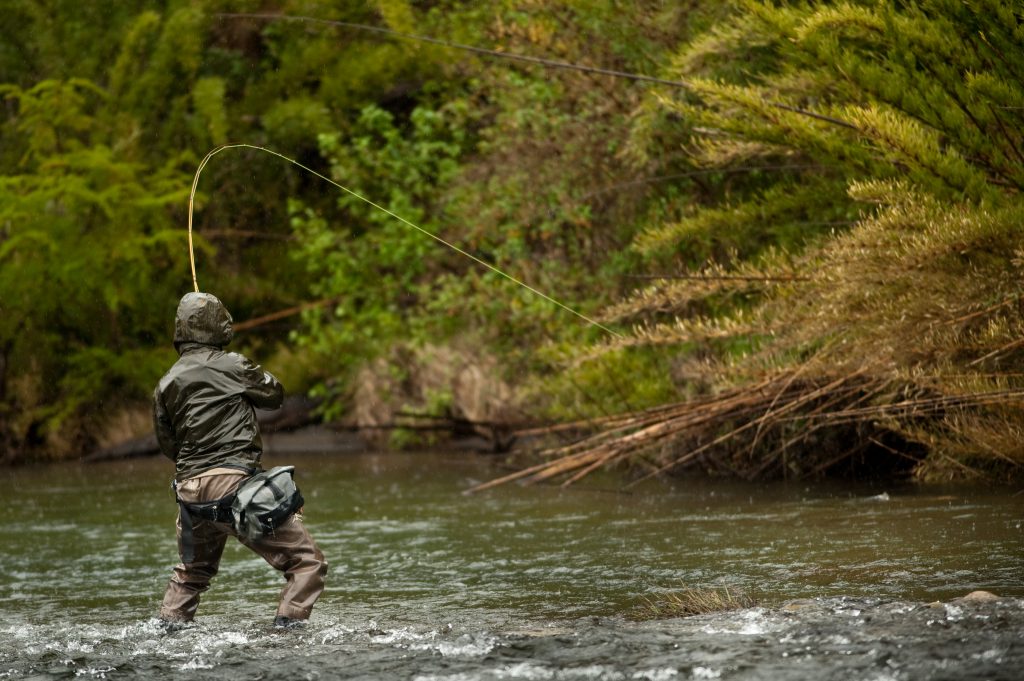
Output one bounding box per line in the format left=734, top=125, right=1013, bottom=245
left=1, top=451, right=1021, bottom=679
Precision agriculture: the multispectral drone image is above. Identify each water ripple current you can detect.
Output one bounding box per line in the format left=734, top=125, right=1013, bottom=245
left=0, top=452, right=1021, bottom=679
left=2, top=597, right=1022, bottom=680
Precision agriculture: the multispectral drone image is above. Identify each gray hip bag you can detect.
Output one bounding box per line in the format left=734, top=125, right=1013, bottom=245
left=175, top=466, right=304, bottom=563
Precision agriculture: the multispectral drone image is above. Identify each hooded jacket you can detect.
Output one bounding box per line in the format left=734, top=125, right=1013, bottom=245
left=153, top=292, right=284, bottom=481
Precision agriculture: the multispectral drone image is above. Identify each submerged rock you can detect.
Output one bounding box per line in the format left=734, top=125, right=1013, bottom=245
left=955, top=590, right=1001, bottom=603
left=780, top=599, right=817, bottom=612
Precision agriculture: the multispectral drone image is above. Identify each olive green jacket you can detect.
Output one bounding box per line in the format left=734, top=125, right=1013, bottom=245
left=153, top=292, right=283, bottom=481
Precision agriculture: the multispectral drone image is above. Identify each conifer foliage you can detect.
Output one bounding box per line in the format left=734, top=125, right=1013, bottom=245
left=559, top=0, right=1024, bottom=483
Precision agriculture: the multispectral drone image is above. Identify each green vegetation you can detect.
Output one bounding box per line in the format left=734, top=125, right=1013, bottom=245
left=2, top=1, right=1022, bottom=484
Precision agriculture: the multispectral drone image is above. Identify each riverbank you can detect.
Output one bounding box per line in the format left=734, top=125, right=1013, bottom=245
left=83, top=394, right=512, bottom=464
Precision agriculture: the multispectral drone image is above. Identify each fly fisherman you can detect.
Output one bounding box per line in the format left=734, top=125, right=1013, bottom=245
left=153, top=291, right=328, bottom=629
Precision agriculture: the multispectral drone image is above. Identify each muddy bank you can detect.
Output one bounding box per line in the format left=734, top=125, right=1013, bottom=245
left=86, top=425, right=511, bottom=462
left=84, top=394, right=510, bottom=462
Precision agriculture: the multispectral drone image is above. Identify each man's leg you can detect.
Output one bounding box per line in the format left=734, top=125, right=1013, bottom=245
left=159, top=517, right=229, bottom=622
left=242, top=513, right=328, bottom=621
left=158, top=474, right=244, bottom=622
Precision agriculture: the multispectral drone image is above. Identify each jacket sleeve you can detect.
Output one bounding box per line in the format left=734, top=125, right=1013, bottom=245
left=235, top=354, right=285, bottom=410
left=152, top=387, right=178, bottom=461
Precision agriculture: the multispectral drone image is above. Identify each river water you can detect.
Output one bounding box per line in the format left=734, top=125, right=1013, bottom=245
left=1, top=451, right=1021, bottom=680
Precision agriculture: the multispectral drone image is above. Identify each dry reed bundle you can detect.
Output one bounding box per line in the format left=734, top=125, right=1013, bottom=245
left=635, top=586, right=757, bottom=620
left=468, top=368, right=1024, bottom=492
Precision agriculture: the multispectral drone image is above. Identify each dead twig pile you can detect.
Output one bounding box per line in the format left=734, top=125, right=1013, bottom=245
left=468, top=369, right=1024, bottom=492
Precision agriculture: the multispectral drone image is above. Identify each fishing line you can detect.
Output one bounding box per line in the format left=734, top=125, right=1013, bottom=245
left=215, top=12, right=856, bottom=130
left=187, top=143, right=623, bottom=338
left=217, top=12, right=693, bottom=89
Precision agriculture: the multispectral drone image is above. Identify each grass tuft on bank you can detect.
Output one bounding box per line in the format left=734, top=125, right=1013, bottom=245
left=634, top=586, right=757, bottom=620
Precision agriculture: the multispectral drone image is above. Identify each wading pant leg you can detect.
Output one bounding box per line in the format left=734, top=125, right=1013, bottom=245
left=241, top=514, right=328, bottom=620
left=159, top=473, right=246, bottom=622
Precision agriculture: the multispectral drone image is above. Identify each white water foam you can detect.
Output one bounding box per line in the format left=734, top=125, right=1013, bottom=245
left=700, top=608, right=775, bottom=636
left=690, top=668, right=721, bottom=680
left=631, top=668, right=679, bottom=680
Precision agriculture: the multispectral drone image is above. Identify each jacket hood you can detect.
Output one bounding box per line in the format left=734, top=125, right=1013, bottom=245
left=174, top=292, right=233, bottom=350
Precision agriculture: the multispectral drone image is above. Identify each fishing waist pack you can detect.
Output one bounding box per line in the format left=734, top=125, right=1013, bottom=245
left=231, top=466, right=305, bottom=542
left=175, top=466, right=304, bottom=563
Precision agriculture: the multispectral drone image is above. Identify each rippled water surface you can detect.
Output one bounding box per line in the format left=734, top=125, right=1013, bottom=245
left=1, top=452, right=1021, bottom=679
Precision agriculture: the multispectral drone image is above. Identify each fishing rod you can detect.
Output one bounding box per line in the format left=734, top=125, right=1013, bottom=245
left=187, top=143, right=623, bottom=338
left=215, top=12, right=857, bottom=131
